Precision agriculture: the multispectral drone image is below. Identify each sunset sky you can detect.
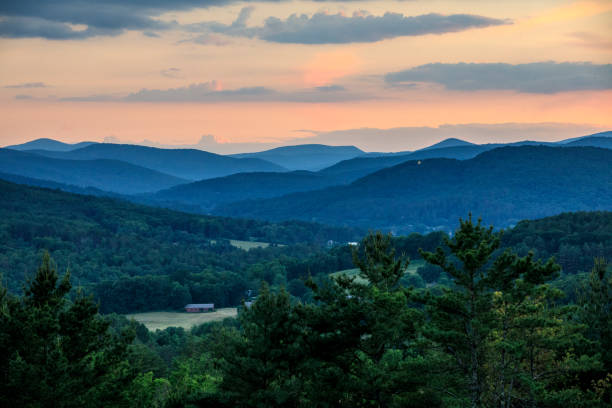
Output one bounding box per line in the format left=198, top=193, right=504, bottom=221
left=1, top=0, right=611, bottom=152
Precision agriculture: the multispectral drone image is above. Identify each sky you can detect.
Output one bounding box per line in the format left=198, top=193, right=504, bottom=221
left=1, top=0, right=611, bottom=153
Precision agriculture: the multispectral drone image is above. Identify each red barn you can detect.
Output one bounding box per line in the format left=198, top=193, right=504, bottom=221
left=184, top=303, right=215, bottom=313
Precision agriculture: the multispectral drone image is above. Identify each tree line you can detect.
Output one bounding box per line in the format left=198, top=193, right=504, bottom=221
left=1, top=216, right=610, bottom=407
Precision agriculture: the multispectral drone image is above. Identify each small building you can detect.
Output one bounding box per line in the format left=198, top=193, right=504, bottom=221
left=184, top=303, right=215, bottom=313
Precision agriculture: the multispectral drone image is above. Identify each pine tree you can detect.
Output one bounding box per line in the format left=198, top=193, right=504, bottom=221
left=576, top=258, right=612, bottom=404
left=300, top=232, right=439, bottom=407
left=0, top=252, right=134, bottom=407
left=215, top=283, right=305, bottom=407
left=417, top=216, right=560, bottom=408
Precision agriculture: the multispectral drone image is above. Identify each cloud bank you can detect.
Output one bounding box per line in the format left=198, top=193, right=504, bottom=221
left=188, top=10, right=509, bottom=44
left=61, top=81, right=368, bottom=103
left=385, top=62, right=612, bottom=93
left=0, top=1, right=509, bottom=43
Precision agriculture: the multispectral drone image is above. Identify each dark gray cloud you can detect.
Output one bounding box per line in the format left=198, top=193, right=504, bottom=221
left=1, top=1, right=509, bottom=43
left=60, top=81, right=369, bottom=103
left=385, top=62, right=612, bottom=93
left=0, top=1, right=199, bottom=39
left=189, top=10, right=509, bottom=44
left=4, top=82, right=47, bottom=88
left=14, top=94, right=33, bottom=100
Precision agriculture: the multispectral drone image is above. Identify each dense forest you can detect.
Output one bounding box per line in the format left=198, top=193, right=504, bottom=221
left=1, top=217, right=610, bottom=407
left=0, top=180, right=365, bottom=311
left=1, top=180, right=611, bottom=315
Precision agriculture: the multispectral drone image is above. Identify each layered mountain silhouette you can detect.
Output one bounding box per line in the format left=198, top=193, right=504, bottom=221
left=5, top=138, right=97, bottom=151
left=151, top=170, right=342, bottom=211
left=564, top=136, right=612, bottom=149
left=22, top=143, right=286, bottom=180
left=230, top=144, right=364, bottom=171
left=213, top=146, right=612, bottom=233
left=3, top=132, right=610, bottom=211
left=0, top=171, right=122, bottom=198
left=0, top=149, right=186, bottom=194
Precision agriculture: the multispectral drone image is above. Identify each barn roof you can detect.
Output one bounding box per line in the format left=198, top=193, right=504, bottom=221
left=185, top=303, right=214, bottom=308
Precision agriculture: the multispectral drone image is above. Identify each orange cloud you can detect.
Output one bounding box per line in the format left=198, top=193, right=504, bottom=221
left=302, top=50, right=360, bottom=87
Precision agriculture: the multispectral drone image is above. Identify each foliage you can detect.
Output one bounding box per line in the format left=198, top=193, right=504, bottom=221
left=0, top=179, right=361, bottom=311
left=0, top=252, right=135, bottom=407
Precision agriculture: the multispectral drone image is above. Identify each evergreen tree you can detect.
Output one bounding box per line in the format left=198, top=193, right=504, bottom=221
left=416, top=216, right=560, bottom=408
left=215, top=283, right=305, bottom=407
left=576, top=258, right=612, bottom=404
left=0, top=252, right=134, bottom=407
left=300, top=232, right=439, bottom=407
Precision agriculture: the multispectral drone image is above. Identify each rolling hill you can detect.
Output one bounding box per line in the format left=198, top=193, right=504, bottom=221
left=213, top=146, right=612, bottom=233
left=0, top=149, right=187, bottom=194
left=151, top=170, right=342, bottom=211
left=229, top=144, right=364, bottom=171
left=420, top=137, right=475, bottom=150
left=318, top=144, right=494, bottom=183
left=5, top=138, right=97, bottom=151
left=0, top=171, right=122, bottom=197
left=564, top=136, right=612, bottom=149
left=23, top=143, right=286, bottom=180
left=316, top=132, right=612, bottom=182
left=556, top=130, right=612, bottom=144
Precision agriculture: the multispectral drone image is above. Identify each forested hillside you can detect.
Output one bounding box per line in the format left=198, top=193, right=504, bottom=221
left=216, top=146, right=612, bottom=232
left=0, top=179, right=363, bottom=311
left=151, top=170, right=342, bottom=211
left=2, top=179, right=610, bottom=315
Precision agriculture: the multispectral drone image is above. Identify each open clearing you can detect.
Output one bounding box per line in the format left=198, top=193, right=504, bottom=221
left=229, top=239, right=270, bottom=250
left=125, top=308, right=237, bottom=331
left=330, top=259, right=425, bottom=284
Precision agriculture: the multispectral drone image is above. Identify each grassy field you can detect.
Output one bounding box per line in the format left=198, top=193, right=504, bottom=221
left=125, top=308, right=237, bottom=331
left=229, top=239, right=270, bottom=250
left=330, top=259, right=425, bottom=284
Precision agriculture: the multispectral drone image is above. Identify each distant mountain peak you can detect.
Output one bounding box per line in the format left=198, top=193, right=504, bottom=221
left=230, top=144, right=365, bottom=171
left=420, top=138, right=475, bottom=151
left=558, top=130, right=612, bottom=144
left=5, top=138, right=97, bottom=152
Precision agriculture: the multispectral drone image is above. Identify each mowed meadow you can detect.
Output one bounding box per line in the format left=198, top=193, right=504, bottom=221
left=126, top=309, right=238, bottom=331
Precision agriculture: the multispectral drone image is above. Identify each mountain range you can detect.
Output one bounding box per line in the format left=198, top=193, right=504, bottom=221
left=213, top=146, right=612, bottom=233
left=1, top=131, right=611, bottom=231
left=20, top=143, right=285, bottom=180
left=0, top=149, right=186, bottom=194
left=4, top=137, right=97, bottom=152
